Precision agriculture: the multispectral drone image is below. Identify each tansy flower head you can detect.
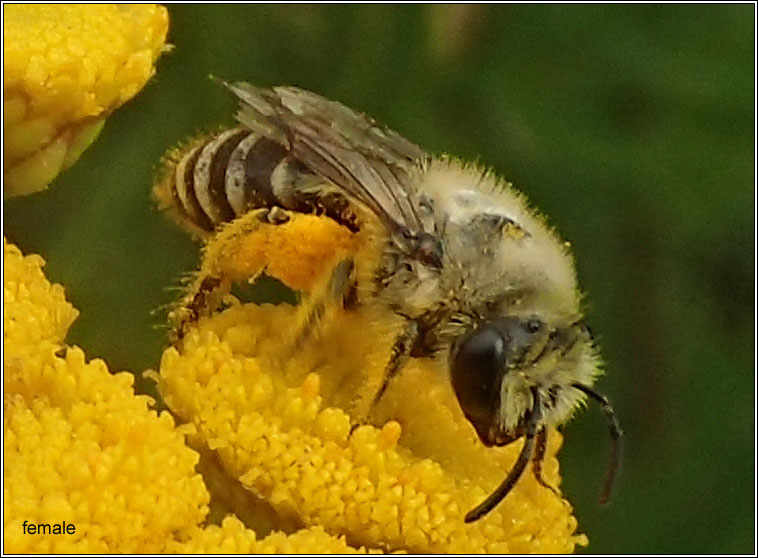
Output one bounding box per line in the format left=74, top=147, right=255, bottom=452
left=3, top=238, right=210, bottom=553
left=3, top=238, right=78, bottom=350
left=3, top=4, right=168, bottom=196
left=156, top=297, right=589, bottom=553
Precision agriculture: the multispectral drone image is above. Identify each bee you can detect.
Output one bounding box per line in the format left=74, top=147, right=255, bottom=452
left=155, top=80, right=622, bottom=523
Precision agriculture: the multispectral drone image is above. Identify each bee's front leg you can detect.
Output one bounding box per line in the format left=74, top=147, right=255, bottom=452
left=531, top=427, right=560, bottom=498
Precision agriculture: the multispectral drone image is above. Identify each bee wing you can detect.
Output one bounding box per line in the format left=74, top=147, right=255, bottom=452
left=225, top=81, right=429, bottom=237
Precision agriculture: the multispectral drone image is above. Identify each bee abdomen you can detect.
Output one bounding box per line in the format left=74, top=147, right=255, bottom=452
left=169, top=127, right=358, bottom=233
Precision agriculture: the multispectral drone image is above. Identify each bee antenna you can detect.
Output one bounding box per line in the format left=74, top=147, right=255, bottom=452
left=572, top=383, right=623, bottom=505
left=465, top=387, right=542, bottom=523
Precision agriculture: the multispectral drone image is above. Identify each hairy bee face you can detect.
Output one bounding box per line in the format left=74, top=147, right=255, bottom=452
left=450, top=316, right=593, bottom=446
left=156, top=80, right=622, bottom=523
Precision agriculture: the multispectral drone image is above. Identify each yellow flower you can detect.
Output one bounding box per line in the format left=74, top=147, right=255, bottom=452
left=167, top=517, right=365, bottom=554
left=4, top=4, right=589, bottom=553
left=156, top=294, right=587, bottom=554
left=4, top=238, right=210, bottom=553
left=3, top=238, right=365, bottom=553
left=3, top=4, right=168, bottom=196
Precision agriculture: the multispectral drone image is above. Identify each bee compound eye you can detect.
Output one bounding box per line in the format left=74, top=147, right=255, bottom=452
left=450, top=326, right=507, bottom=438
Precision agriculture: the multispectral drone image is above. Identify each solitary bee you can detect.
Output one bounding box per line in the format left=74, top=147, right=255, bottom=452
left=155, top=81, right=622, bottom=523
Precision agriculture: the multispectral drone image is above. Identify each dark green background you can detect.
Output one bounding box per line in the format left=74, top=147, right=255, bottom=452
left=5, top=5, right=754, bottom=553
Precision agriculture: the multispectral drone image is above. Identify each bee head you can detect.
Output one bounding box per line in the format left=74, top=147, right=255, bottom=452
left=450, top=316, right=623, bottom=522
left=449, top=316, right=548, bottom=446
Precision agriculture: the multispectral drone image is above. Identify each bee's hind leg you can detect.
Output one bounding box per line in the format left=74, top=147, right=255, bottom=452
left=169, top=275, right=230, bottom=342
left=168, top=207, right=289, bottom=342
left=288, top=258, right=356, bottom=354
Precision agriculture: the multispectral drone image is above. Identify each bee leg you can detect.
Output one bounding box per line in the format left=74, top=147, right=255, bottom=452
left=289, top=258, right=355, bottom=352
left=346, top=320, right=419, bottom=438
left=169, top=274, right=232, bottom=342
left=369, top=319, right=420, bottom=410
left=169, top=207, right=288, bottom=342
left=531, top=427, right=561, bottom=498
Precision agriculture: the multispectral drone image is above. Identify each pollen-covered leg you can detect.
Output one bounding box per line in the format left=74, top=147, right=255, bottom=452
left=169, top=275, right=228, bottom=342
left=288, top=258, right=356, bottom=353
left=169, top=207, right=272, bottom=340
left=170, top=208, right=359, bottom=340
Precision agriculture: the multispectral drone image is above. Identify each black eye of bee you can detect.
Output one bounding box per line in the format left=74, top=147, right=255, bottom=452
left=450, top=325, right=507, bottom=444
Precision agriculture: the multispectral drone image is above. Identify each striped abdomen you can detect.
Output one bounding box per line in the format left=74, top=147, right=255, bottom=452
left=166, top=127, right=359, bottom=233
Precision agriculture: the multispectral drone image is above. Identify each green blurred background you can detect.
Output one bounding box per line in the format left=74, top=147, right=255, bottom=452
left=5, top=5, right=754, bottom=553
